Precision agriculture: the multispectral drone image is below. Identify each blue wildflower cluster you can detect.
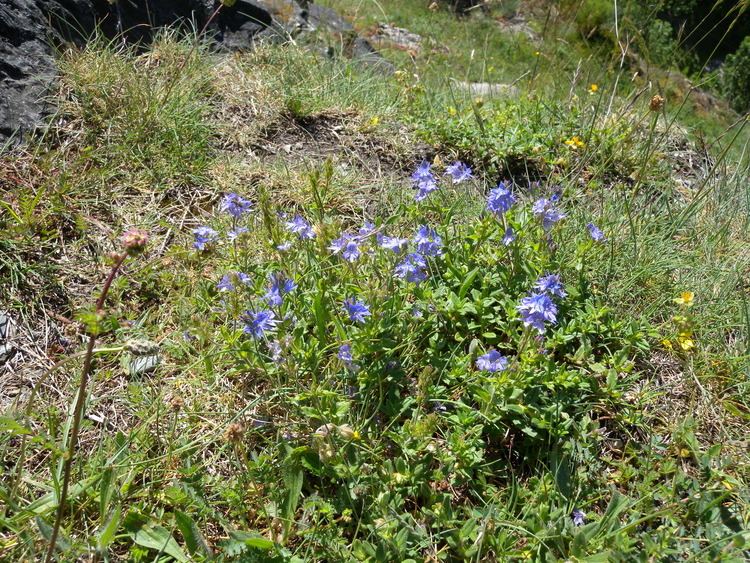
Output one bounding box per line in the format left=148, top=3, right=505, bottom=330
left=487, top=182, right=516, bottom=215
left=217, top=271, right=251, bottom=292
left=193, top=226, right=219, bottom=251
left=221, top=193, right=253, bottom=218
left=242, top=309, right=278, bottom=339
left=517, top=274, right=568, bottom=334
left=532, top=197, right=567, bottom=230
left=343, top=298, right=371, bottom=324
left=264, top=273, right=296, bottom=306
left=411, top=160, right=473, bottom=202
left=476, top=350, right=508, bottom=372
left=286, top=215, right=316, bottom=240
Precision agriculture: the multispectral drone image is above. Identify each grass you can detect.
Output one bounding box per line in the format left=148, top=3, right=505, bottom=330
left=1, top=2, right=749, bottom=561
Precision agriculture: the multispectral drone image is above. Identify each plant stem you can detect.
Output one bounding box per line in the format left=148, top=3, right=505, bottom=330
left=45, top=253, right=128, bottom=562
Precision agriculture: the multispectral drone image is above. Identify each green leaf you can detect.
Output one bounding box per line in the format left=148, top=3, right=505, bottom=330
left=283, top=464, right=304, bottom=541
left=96, top=505, right=121, bottom=553
left=175, top=510, right=212, bottom=557
left=458, top=267, right=480, bottom=299
left=0, top=416, right=32, bottom=436
left=123, top=512, right=189, bottom=562
left=36, top=516, right=71, bottom=553
left=228, top=530, right=275, bottom=550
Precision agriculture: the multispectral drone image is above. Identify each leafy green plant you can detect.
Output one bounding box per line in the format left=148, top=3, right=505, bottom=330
left=722, top=35, right=750, bottom=113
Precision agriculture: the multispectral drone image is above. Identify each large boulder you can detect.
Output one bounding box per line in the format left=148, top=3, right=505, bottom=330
left=0, top=0, right=390, bottom=145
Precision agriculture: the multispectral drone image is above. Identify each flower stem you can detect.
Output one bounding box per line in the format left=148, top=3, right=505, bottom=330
left=45, top=253, right=128, bottom=562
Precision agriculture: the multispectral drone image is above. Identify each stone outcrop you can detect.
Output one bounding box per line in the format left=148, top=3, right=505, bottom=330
left=0, top=0, right=390, bottom=144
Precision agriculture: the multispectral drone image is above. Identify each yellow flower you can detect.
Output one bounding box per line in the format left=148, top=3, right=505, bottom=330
left=368, top=116, right=380, bottom=127
left=678, top=336, right=695, bottom=351
left=673, top=291, right=695, bottom=307
left=447, top=106, right=457, bottom=116
left=661, top=339, right=673, bottom=351
left=565, top=136, right=585, bottom=149
left=589, top=83, right=599, bottom=93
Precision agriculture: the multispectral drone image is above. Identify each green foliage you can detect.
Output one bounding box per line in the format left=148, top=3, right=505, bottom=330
left=722, top=35, right=750, bottom=113
left=573, top=0, right=615, bottom=41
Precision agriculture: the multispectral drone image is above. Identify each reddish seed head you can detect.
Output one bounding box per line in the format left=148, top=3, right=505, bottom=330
left=122, top=229, right=149, bottom=255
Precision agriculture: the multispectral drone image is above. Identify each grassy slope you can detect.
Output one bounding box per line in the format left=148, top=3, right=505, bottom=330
left=0, top=2, right=749, bottom=561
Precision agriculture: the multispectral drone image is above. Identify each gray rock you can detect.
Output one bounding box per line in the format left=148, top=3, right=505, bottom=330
left=0, top=343, right=16, bottom=364
left=0, top=311, right=10, bottom=341
left=374, top=23, right=422, bottom=52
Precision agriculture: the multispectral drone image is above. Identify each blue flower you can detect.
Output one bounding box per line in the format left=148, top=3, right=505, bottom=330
left=377, top=234, right=409, bottom=254
left=502, top=227, right=516, bottom=245
left=221, top=193, right=253, bottom=218
left=476, top=350, right=508, bottom=372
left=193, top=226, right=219, bottom=251
left=228, top=227, right=248, bottom=241
left=264, top=273, right=297, bottom=306
left=586, top=222, right=606, bottom=242
left=276, top=241, right=292, bottom=251
left=534, top=274, right=566, bottom=299
left=242, top=309, right=278, bottom=339
left=343, top=298, right=371, bottom=324
left=217, top=272, right=252, bottom=292
left=357, top=221, right=376, bottom=239
left=411, top=161, right=439, bottom=202
left=532, top=198, right=567, bottom=230
left=415, top=181, right=439, bottom=202
left=395, top=252, right=428, bottom=283
left=338, top=344, right=353, bottom=364
left=414, top=225, right=443, bottom=257
left=411, top=161, right=433, bottom=184
left=517, top=292, right=558, bottom=333
left=286, top=215, right=316, bottom=239
left=572, top=509, right=586, bottom=527
left=487, top=182, right=516, bottom=215
left=329, top=234, right=361, bottom=262
left=445, top=161, right=473, bottom=183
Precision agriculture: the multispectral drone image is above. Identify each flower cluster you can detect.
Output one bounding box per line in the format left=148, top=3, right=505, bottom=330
left=411, top=161, right=438, bottom=202
left=532, top=197, right=566, bottom=231
left=395, top=252, right=427, bottom=283
left=487, top=182, right=516, bottom=215
left=444, top=161, right=473, bottom=184
left=517, top=274, right=567, bottom=334
left=411, top=160, right=472, bottom=202
left=476, top=350, right=508, bottom=372
left=221, top=193, right=253, bottom=218
left=193, top=226, right=219, bottom=251
left=217, top=271, right=251, bottom=292
left=242, top=309, right=278, bottom=339
left=286, top=215, right=316, bottom=240
left=264, top=273, right=296, bottom=306
left=343, top=298, right=371, bottom=324
left=414, top=225, right=443, bottom=257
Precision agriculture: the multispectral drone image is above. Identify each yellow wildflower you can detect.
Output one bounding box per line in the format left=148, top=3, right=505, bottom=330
left=589, top=83, right=599, bottom=94
left=661, top=339, right=673, bottom=351
left=368, top=116, right=380, bottom=127
left=678, top=336, right=695, bottom=351
left=447, top=106, right=457, bottom=116
left=673, top=291, right=695, bottom=307
left=565, top=136, right=585, bottom=149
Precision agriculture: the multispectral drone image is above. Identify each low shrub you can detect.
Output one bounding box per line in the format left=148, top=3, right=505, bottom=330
left=183, top=160, right=656, bottom=559
left=721, top=35, right=750, bottom=113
